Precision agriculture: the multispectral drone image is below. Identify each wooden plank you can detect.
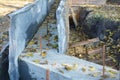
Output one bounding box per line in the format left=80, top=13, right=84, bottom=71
left=88, top=47, right=102, bottom=54
left=68, top=0, right=78, bottom=28
left=71, top=0, right=106, bottom=5
left=70, top=38, right=99, bottom=47
left=91, top=58, right=111, bottom=63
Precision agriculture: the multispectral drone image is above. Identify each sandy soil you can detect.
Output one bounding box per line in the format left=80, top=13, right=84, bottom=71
left=0, top=0, right=33, bottom=32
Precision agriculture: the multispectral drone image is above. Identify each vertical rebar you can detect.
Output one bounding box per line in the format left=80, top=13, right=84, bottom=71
left=102, top=45, right=106, bottom=77
left=46, top=69, right=50, bottom=80
left=40, top=36, right=42, bottom=54
left=74, top=47, right=76, bottom=56
left=85, top=45, right=88, bottom=60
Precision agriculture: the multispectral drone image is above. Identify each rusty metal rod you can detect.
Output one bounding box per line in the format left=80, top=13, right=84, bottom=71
left=102, top=45, right=106, bottom=77
left=85, top=46, right=89, bottom=60
left=46, top=69, right=50, bottom=80
left=40, top=35, right=42, bottom=54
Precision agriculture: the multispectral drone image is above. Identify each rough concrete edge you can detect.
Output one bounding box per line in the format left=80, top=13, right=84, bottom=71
left=56, top=0, right=68, bottom=54
left=9, top=0, right=55, bottom=17
left=8, top=0, right=38, bottom=17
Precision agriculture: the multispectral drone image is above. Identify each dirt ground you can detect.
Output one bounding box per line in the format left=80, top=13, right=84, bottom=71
left=0, top=0, right=33, bottom=32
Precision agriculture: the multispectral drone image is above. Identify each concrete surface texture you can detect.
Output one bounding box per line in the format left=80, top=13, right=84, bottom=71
left=19, top=49, right=119, bottom=80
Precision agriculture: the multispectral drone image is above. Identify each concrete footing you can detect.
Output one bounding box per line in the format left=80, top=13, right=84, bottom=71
left=19, top=50, right=119, bottom=80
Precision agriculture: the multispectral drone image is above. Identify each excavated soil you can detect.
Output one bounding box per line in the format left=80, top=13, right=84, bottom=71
left=0, top=0, right=33, bottom=32
left=68, top=5, right=120, bottom=70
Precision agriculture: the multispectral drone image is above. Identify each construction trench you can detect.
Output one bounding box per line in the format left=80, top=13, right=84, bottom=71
left=0, top=0, right=120, bottom=80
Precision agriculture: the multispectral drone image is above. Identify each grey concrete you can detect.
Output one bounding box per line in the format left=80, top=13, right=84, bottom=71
left=57, top=0, right=69, bottom=54
left=9, top=0, right=54, bottom=80
left=19, top=49, right=119, bottom=80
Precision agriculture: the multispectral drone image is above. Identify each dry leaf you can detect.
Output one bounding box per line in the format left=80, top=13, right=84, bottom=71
left=57, top=68, right=64, bottom=74
left=62, top=64, right=73, bottom=71
left=64, top=65, right=73, bottom=71
left=108, top=70, right=117, bottom=75
left=41, top=51, right=47, bottom=58
left=29, top=41, right=34, bottom=45
left=62, top=63, right=78, bottom=71
left=79, top=54, right=82, bottom=58
left=89, top=66, right=96, bottom=71
left=73, top=63, right=78, bottom=70
left=2, top=34, right=7, bottom=38
left=92, top=73, right=98, bottom=77
left=32, top=59, right=40, bottom=64
left=81, top=67, right=86, bottom=72
left=25, top=53, right=34, bottom=57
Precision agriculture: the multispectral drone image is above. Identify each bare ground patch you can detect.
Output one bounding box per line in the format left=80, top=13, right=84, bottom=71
left=0, top=0, right=33, bottom=32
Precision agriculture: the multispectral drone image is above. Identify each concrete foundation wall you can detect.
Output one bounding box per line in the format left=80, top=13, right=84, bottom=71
left=19, top=59, right=70, bottom=80
left=9, top=0, right=54, bottom=80
left=19, top=50, right=119, bottom=80
left=57, top=0, right=69, bottom=54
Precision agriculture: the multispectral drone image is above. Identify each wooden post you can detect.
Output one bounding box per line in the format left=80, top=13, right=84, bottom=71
left=102, top=45, right=106, bottom=77
left=68, top=0, right=78, bottom=28
left=65, top=1, right=70, bottom=50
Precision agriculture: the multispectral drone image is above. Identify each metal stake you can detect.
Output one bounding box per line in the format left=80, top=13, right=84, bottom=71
left=102, top=45, right=106, bottom=77
left=40, top=35, right=42, bottom=54
left=46, top=69, right=50, bottom=80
